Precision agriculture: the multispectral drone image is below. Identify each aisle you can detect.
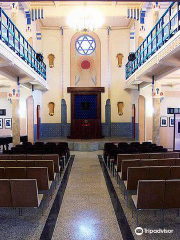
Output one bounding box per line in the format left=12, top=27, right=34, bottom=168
left=52, top=151, right=122, bottom=240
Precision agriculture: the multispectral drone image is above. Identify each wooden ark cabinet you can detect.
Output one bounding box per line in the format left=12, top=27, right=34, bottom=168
left=67, top=87, right=105, bottom=139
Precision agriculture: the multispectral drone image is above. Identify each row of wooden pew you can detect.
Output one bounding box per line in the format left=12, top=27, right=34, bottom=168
left=104, top=150, right=180, bottom=227
left=0, top=152, right=70, bottom=222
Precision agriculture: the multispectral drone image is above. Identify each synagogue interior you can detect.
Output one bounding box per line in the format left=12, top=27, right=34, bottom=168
left=0, top=1, right=180, bottom=240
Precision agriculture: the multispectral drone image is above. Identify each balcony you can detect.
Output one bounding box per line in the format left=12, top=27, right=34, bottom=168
left=126, top=2, right=179, bottom=81
left=0, top=7, right=46, bottom=82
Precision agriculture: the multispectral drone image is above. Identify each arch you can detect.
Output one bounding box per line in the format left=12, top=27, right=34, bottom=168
left=70, top=32, right=101, bottom=87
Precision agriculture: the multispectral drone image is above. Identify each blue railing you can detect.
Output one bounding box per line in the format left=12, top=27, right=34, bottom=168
left=126, top=2, right=179, bottom=80
left=0, top=8, right=46, bottom=80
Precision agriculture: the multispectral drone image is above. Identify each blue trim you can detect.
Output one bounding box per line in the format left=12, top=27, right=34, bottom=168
left=135, top=123, right=139, bottom=141
left=60, top=27, right=63, bottom=35
left=152, top=75, right=155, bottom=85
left=0, top=7, right=46, bottom=80
left=126, top=2, right=178, bottom=80
left=34, top=124, right=37, bottom=142
left=127, top=8, right=130, bottom=18
left=39, top=122, right=136, bottom=139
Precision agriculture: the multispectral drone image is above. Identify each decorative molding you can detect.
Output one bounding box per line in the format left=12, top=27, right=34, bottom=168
left=67, top=87, right=105, bottom=93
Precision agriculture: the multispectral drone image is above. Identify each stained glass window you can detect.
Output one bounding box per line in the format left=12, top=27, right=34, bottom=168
left=75, top=35, right=96, bottom=55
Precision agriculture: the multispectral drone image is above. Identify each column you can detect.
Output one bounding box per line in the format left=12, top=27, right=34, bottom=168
left=12, top=78, right=20, bottom=146
left=12, top=98, right=20, bottom=146
left=105, top=99, right=111, bottom=137
left=152, top=77, right=161, bottom=145
left=61, top=99, right=67, bottom=137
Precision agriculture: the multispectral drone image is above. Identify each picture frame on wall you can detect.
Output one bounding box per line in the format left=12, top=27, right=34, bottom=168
left=0, top=118, right=3, bottom=129
left=160, top=116, right=168, bottom=127
left=169, top=116, right=174, bottom=127
left=5, top=118, right=12, bottom=129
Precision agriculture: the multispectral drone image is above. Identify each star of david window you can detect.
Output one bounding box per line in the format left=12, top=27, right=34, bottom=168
left=75, top=35, right=96, bottom=55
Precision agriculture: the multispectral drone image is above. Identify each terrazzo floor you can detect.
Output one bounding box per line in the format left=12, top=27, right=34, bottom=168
left=52, top=151, right=123, bottom=240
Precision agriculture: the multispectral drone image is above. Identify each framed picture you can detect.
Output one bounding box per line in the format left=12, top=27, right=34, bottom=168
left=0, top=118, right=3, bottom=129
left=160, top=116, right=168, bottom=127
left=5, top=118, right=12, bottom=129
left=169, top=116, right=174, bottom=127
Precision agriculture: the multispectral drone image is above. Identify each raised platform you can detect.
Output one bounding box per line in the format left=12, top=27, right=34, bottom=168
left=39, top=137, right=134, bottom=152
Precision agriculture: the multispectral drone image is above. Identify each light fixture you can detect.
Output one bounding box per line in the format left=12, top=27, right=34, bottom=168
left=66, top=3, right=104, bottom=32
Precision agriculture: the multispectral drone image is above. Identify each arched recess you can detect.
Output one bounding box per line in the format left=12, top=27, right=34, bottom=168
left=138, top=95, right=145, bottom=142
left=70, top=32, right=101, bottom=87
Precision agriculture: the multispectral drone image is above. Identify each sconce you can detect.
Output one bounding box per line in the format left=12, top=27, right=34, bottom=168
left=48, top=54, right=55, bottom=68
left=117, top=102, right=124, bottom=116
left=48, top=102, right=55, bottom=116
left=116, top=53, right=124, bottom=67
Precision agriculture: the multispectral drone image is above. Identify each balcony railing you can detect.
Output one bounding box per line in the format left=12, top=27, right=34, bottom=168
left=0, top=7, right=46, bottom=80
left=126, top=2, right=179, bottom=80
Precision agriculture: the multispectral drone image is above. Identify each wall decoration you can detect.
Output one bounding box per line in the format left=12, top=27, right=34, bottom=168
left=152, top=84, right=164, bottom=98
left=71, top=32, right=101, bottom=87
left=160, top=116, right=168, bottom=127
left=48, top=54, right=55, bottom=68
left=5, top=118, right=12, bottom=129
left=75, top=35, right=96, bottom=55
left=116, top=53, right=124, bottom=67
left=0, top=119, right=3, bottom=129
left=117, top=102, right=124, bottom=116
left=48, top=102, right=55, bottom=116
left=8, top=86, right=20, bottom=100
left=169, top=116, right=174, bottom=127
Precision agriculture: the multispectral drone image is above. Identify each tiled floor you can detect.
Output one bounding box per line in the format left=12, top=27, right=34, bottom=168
left=52, top=151, right=122, bottom=240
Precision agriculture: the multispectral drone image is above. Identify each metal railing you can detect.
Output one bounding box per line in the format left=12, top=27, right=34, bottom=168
left=126, top=2, right=179, bottom=80
left=0, top=8, right=46, bottom=80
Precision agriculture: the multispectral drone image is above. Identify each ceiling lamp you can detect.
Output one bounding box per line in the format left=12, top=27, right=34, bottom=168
left=66, top=4, right=104, bottom=32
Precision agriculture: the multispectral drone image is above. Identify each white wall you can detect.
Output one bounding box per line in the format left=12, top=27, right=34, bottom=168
left=41, top=27, right=135, bottom=125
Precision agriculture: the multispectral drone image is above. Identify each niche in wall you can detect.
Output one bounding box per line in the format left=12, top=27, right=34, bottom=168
left=70, top=32, right=101, bottom=87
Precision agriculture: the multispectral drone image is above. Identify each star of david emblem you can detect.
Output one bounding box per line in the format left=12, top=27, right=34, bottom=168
left=76, top=35, right=96, bottom=55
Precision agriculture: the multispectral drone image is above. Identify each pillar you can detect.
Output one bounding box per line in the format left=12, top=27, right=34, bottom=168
left=105, top=99, right=111, bottom=137
left=12, top=98, right=20, bottom=146
left=152, top=76, right=161, bottom=145
left=12, top=78, right=20, bottom=146
left=61, top=99, right=67, bottom=137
